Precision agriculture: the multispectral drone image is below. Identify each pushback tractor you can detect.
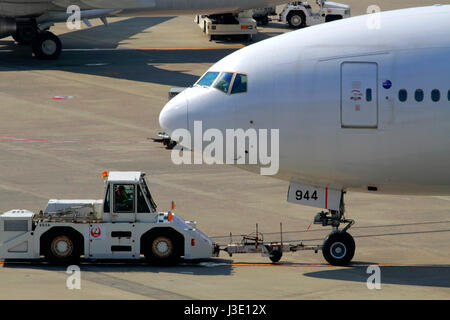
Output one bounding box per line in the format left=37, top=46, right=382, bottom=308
left=0, top=170, right=356, bottom=266
left=280, top=0, right=350, bottom=28
left=0, top=171, right=215, bottom=265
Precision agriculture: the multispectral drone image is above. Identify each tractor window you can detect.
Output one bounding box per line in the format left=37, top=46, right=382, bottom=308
left=196, top=72, right=220, bottom=87
left=214, top=72, right=234, bottom=93
left=231, top=74, right=248, bottom=94
left=137, top=186, right=150, bottom=213
left=141, top=179, right=157, bottom=212
left=104, top=184, right=110, bottom=213
left=113, top=184, right=135, bottom=213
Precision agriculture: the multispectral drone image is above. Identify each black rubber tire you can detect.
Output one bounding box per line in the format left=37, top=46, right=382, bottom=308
left=269, top=250, right=282, bottom=263
left=45, top=232, right=81, bottom=266
left=32, top=31, right=62, bottom=60
left=144, top=234, right=180, bottom=265
left=287, top=11, right=305, bottom=28
left=322, top=231, right=355, bottom=266
left=166, top=140, right=177, bottom=150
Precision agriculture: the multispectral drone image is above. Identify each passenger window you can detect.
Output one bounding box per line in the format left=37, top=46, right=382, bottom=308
left=398, top=89, right=407, bottom=102
left=137, top=186, right=150, bottom=213
left=231, top=74, right=248, bottom=94
left=104, top=184, right=110, bottom=213
left=365, top=88, right=372, bottom=102
left=415, top=89, right=424, bottom=102
left=214, top=72, right=234, bottom=93
left=114, top=184, right=135, bottom=213
left=197, top=72, right=220, bottom=87
left=431, top=89, right=440, bottom=102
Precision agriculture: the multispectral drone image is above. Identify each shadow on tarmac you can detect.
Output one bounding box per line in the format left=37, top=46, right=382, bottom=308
left=0, top=48, right=238, bottom=87
left=0, top=17, right=244, bottom=87
left=3, top=258, right=236, bottom=298
left=304, top=265, right=450, bottom=288
left=2, top=258, right=235, bottom=276
left=4, top=258, right=450, bottom=289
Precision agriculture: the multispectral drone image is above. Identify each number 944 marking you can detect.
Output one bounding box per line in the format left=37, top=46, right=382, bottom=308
left=295, top=189, right=318, bottom=201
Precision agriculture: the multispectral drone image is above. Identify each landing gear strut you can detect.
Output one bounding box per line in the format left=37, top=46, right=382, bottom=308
left=13, top=20, right=38, bottom=45
left=13, top=19, right=62, bottom=60
left=313, top=192, right=355, bottom=265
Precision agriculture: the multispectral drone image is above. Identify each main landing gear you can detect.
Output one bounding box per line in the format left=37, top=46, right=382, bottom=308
left=313, top=192, right=355, bottom=265
left=14, top=20, right=62, bottom=60
left=31, top=31, right=62, bottom=60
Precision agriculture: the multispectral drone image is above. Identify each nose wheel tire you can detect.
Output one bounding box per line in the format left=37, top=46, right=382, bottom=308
left=269, top=250, right=282, bottom=263
left=32, top=31, right=62, bottom=60
left=322, top=231, right=355, bottom=266
left=145, top=234, right=180, bottom=265
left=45, top=233, right=80, bottom=265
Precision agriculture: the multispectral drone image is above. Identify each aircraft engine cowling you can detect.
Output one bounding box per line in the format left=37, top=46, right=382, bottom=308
left=0, top=18, right=16, bottom=38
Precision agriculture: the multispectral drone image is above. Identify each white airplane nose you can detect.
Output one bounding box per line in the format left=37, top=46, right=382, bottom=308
left=159, top=92, right=188, bottom=136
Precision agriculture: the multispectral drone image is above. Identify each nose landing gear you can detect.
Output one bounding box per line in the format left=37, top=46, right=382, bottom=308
left=314, top=192, right=356, bottom=265
left=31, top=31, right=62, bottom=60
left=13, top=19, right=62, bottom=60
left=13, top=20, right=38, bottom=45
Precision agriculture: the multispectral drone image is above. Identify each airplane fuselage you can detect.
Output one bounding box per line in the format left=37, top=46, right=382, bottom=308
left=160, top=5, right=450, bottom=196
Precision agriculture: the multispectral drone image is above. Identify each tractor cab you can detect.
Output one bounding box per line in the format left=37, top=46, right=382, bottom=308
left=102, top=171, right=158, bottom=223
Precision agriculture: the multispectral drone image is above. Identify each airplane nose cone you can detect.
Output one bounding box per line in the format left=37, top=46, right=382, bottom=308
left=159, top=92, right=188, bottom=136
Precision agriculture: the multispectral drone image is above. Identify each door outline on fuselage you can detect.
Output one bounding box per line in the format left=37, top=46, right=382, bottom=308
left=340, top=61, right=379, bottom=129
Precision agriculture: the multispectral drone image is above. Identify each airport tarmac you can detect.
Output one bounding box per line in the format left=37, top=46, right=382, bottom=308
left=0, top=1, right=449, bottom=300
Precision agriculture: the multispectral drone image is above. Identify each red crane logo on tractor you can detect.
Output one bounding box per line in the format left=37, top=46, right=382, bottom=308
left=90, top=227, right=102, bottom=239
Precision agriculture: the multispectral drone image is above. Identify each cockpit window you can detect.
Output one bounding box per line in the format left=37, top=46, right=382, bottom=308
left=214, top=72, right=234, bottom=93
left=231, top=74, right=247, bottom=94
left=197, top=72, right=220, bottom=87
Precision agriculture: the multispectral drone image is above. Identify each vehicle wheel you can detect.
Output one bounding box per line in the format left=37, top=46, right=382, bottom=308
left=322, top=231, right=355, bottom=266
left=287, top=12, right=305, bottom=28
left=269, top=250, right=282, bottom=263
left=166, top=140, right=177, bottom=150
left=261, top=16, right=269, bottom=26
left=145, top=234, right=180, bottom=265
left=32, top=31, right=62, bottom=60
left=45, top=233, right=81, bottom=265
